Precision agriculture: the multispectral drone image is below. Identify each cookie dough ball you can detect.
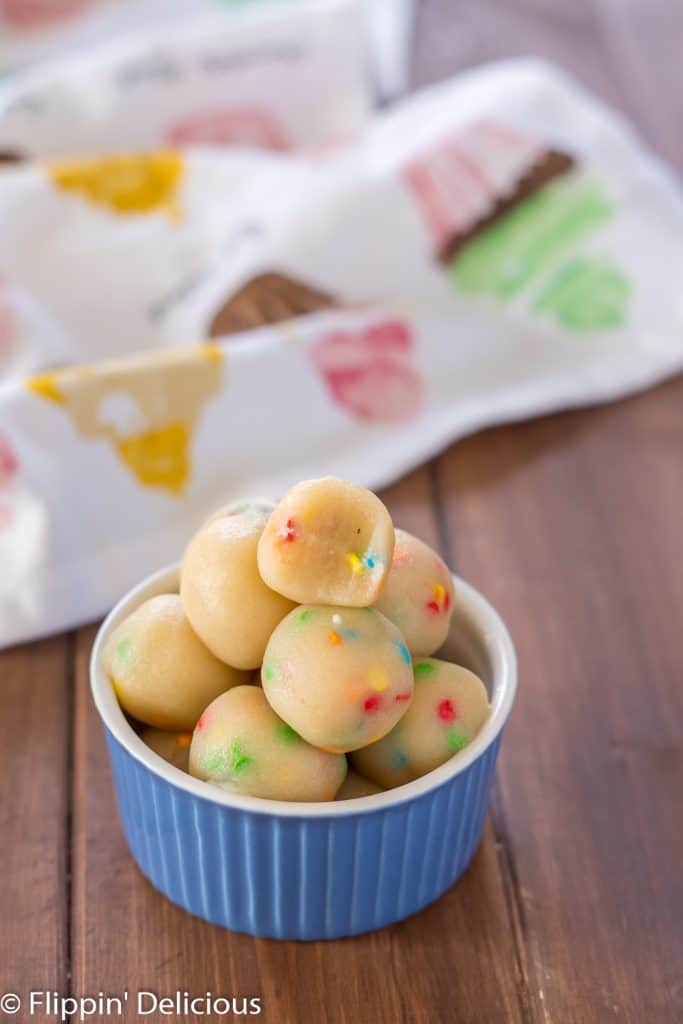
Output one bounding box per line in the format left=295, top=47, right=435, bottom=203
left=351, top=659, right=489, bottom=788
left=262, top=605, right=414, bottom=753
left=336, top=770, right=384, bottom=800
left=141, top=727, right=192, bottom=773
left=374, top=529, right=455, bottom=656
left=103, top=594, right=246, bottom=730
left=189, top=686, right=347, bottom=802
left=180, top=510, right=296, bottom=670
left=257, top=477, right=395, bottom=606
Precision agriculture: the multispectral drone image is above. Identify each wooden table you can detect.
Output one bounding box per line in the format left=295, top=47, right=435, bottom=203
left=2, top=3, right=682, bottom=1022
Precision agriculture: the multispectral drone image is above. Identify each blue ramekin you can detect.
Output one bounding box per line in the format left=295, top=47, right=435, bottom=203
left=90, top=564, right=516, bottom=941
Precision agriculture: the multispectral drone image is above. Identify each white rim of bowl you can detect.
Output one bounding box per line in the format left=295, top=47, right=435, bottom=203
left=90, top=564, right=517, bottom=818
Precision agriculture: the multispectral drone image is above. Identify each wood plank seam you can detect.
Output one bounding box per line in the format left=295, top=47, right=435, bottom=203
left=65, top=630, right=76, bottom=1017
left=431, top=455, right=535, bottom=1024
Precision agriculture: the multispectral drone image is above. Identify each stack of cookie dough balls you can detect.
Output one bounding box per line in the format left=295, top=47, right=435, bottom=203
left=103, top=477, right=491, bottom=803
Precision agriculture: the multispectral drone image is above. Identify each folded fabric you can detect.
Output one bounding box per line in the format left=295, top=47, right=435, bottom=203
left=1, top=59, right=682, bottom=646
left=0, top=0, right=414, bottom=100
left=0, top=0, right=373, bottom=156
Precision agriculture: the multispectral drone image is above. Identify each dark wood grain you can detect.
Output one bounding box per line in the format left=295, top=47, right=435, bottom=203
left=414, top=4, right=683, bottom=1022
left=436, top=377, right=683, bottom=1023
left=0, top=636, right=71, bottom=1008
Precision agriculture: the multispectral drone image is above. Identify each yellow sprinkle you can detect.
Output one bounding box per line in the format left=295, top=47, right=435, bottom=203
left=368, top=733, right=384, bottom=744
left=367, top=667, right=389, bottom=692
left=433, top=583, right=446, bottom=604
left=328, top=630, right=342, bottom=646
left=346, top=551, right=364, bottom=574
left=177, top=733, right=192, bottom=748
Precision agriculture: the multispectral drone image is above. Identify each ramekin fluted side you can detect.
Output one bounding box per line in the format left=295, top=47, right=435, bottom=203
left=106, top=727, right=502, bottom=941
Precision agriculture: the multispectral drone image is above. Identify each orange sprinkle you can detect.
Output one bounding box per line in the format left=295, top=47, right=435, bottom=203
left=433, top=583, right=446, bottom=604
left=177, top=733, right=192, bottom=748
left=328, top=630, right=342, bottom=645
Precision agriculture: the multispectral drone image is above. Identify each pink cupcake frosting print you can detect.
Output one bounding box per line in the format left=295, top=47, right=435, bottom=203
left=166, top=109, right=288, bottom=152
left=311, top=320, right=422, bottom=426
left=0, top=0, right=86, bottom=28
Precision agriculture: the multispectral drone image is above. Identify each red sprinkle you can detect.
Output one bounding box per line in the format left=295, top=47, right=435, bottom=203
left=196, top=713, right=207, bottom=731
left=283, top=517, right=297, bottom=542
left=438, top=699, right=457, bottom=722
left=364, top=695, right=382, bottom=713
left=426, top=600, right=440, bottom=614
left=395, top=692, right=412, bottom=703
left=444, top=590, right=451, bottom=612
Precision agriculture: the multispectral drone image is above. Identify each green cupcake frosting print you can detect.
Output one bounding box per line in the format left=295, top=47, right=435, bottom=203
left=534, top=259, right=630, bottom=331
left=403, top=120, right=631, bottom=332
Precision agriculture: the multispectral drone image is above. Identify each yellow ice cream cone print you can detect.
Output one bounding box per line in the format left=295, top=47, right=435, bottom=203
left=26, top=343, right=223, bottom=495
left=116, top=423, right=190, bottom=495
left=47, top=152, right=185, bottom=219
left=26, top=370, right=66, bottom=404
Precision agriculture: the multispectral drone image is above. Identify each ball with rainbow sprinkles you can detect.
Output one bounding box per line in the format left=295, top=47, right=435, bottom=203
left=103, top=477, right=491, bottom=802
left=261, top=604, right=414, bottom=753
left=257, top=477, right=395, bottom=606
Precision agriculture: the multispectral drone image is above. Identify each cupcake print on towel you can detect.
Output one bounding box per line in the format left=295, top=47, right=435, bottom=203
left=404, top=120, right=630, bottom=331
left=311, top=320, right=422, bottom=426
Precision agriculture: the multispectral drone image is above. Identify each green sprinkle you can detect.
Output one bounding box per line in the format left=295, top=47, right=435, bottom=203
left=297, top=609, right=316, bottom=623
left=447, top=729, right=469, bottom=754
left=230, top=740, right=253, bottom=774
left=275, top=722, right=300, bottom=745
left=414, top=661, right=435, bottom=680
left=116, top=638, right=133, bottom=664
left=263, top=663, right=276, bottom=683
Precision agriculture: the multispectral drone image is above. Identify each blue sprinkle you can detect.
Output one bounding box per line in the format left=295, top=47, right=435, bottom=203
left=363, top=551, right=378, bottom=569
left=395, top=640, right=411, bottom=665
